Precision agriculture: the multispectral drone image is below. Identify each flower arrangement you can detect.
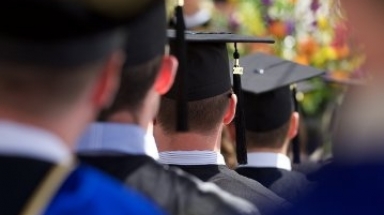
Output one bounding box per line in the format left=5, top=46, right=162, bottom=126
left=211, top=0, right=365, bottom=116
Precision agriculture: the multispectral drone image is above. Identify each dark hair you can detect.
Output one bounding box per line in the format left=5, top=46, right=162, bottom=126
left=157, top=91, right=231, bottom=134
left=0, top=60, right=104, bottom=116
left=246, top=121, right=290, bottom=149
left=98, top=56, right=162, bottom=120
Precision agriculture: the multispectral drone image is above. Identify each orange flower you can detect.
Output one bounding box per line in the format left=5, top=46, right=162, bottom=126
left=331, top=70, right=350, bottom=80
left=336, top=45, right=350, bottom=59
left=294, top=54, right=309, bottom=65
left=298, top=37, right=318, bottom=57
left=268, top=21, right=287, bottom=39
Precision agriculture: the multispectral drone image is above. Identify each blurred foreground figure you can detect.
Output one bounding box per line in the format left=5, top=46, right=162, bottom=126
left=0, top=0, right=167, bottom=215
left=277, top=1, right=384, bottom=214
left=77, top=1, right=256, bottom=215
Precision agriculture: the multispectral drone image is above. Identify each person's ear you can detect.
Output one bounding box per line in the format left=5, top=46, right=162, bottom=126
left=92, top=50, right=125, bottom=109
left=223, top=93, right=237, bottom=125
left=154, top=55, right=178, bottom=95
left=287, top=112, right=300, bottom=140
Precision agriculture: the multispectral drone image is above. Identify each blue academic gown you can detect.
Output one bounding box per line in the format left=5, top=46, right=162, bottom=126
left=278, top=162, right=384, bottom=215
left=45, top=164, right=166, bottom=215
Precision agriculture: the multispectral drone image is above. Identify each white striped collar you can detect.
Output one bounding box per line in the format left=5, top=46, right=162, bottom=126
left=239, top=152, right=292, bottom=171
left=0, top=120, right=71, bottom=164
left=158, top=151, right=226, bottom=165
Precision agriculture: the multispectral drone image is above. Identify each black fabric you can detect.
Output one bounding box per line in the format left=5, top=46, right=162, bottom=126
left=79, top=154, right=149, bottom=180
left=244, top=87, right=293, bottom=132
left=166, top=42, right=232, bottom=101
left=293, top=161, right=323, bottom=178
left=0, top=31, right=125, bottom=68
left=0, top=0, right=157, bottom=68
left=236, top=167, right=313, bottom=204
left=233, top=47, right=247, bottom=164
left=170, top=164, right=291, bottom=215
left=0, top=0, right=157, bottom=41
left=0, top=156, right=53, bottom=215
left=173, top=4, right=189, bottom=131
left=79, top=154, right=259, bottom=215
left=124, top=0, right=167, bottom=67
left=167, top=30, right=275, bottom=43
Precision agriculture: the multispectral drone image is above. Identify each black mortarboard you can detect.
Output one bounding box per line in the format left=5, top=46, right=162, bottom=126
left=166, top=31, right=274, bottom=164
left=240, top=52, right=325, bottom=163
left=123, top=0, right=167, bottom=67
left=0, top=0, right=158, bottom=68
left=240, top=53, right=325, bottom=94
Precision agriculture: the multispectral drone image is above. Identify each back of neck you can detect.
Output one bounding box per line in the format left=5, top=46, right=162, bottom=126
left=156, top=131, right=221, bottom=152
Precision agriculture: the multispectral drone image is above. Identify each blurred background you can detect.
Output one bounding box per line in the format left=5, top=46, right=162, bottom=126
left=167, top=0, right=369, bottom=165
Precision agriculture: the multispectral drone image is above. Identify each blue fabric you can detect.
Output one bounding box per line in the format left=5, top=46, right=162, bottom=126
left=280, top=162, right=384, bottom=215
left=77, top=123, right=146, bottom=155
left=44, top=164, right=166, bottom=215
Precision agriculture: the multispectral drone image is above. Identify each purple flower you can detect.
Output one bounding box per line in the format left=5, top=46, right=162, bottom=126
left=285, top=21, right=295, bottom=35
left=312, top=20, right=318, bottom=27
left=228, top=13, right=240, bottom=32
left=310, top=0, right=320, bottom=12
left=261, top=0, right=273, bottom=6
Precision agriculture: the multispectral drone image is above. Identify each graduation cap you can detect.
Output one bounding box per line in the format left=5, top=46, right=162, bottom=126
left=166, top=31, right=274, bottom=164
left=123, top=0, right=167, bottom=67
left=0, top=0, right=158, bottom=68
left=240, top=52, right=325, bottom=163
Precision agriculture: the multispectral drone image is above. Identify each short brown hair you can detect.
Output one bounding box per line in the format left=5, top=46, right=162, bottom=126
left=157, top=91, right=231, bottom=134
left=246, top=121, right=290, bottom=149
left=0, top=60, right=104, bottom=116
left=98, top=56, right=162, bottom=120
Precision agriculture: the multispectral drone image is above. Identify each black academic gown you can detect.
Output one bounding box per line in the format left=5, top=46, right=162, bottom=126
left=0, top=156, right=53, bottom=215
left=292, top=161, right=323, bottom=177
left=79, top=154, right=259, bottom=215
left=170, top=164, right=290, bottom=215
left=236, top=167, right=313, bottom=203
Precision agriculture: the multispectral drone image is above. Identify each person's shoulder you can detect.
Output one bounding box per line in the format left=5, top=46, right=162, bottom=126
left=210, top=166, right=291, bottom=213
left=213, top=166, right=289, bottom=202
left=127, top=161, right=258, bottom=215
left=215, top=166, right=272, bottom=191
left=288, top=170, right=311, bottom=182
left=45, top=163, right=165, bottom=215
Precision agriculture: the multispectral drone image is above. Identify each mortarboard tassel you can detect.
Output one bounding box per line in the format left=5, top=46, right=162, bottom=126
left=232, top=43, right=247, bottom=165
left=174, top=0, right=188, bottom=131
left=291, top=85, right=301, bottom=164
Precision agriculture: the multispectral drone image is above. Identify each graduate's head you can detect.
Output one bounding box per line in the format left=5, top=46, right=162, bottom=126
left=236, top=52, right=324, bottom=156
left=155, top=31, right=275, bottom=162
left=243, top=87, right=299, bottom=151
left=97, top=0, right=178, bottom=126
left=156, top=41, right=237, bottom=135
left=0, top=0, right=162, bottom=144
